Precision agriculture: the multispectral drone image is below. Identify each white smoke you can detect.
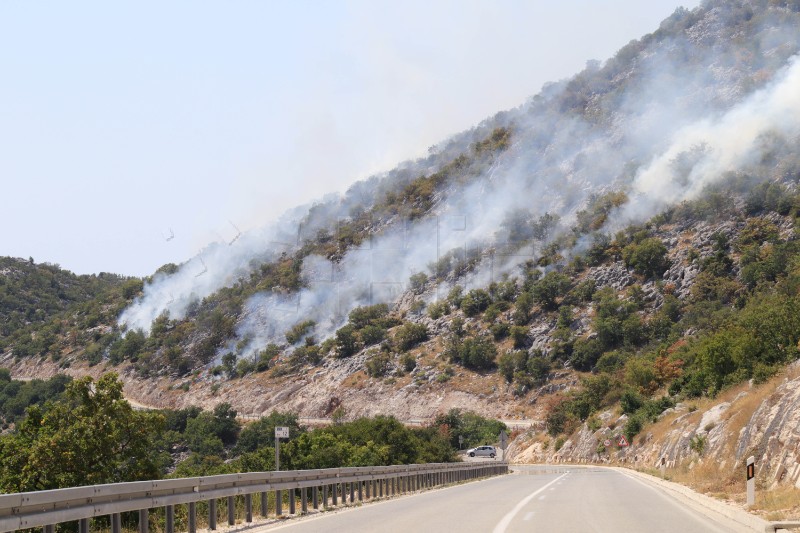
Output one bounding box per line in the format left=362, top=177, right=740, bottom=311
left=616, top=54, right=800, bottom=226
left=118, top=5, right=800, bottom=364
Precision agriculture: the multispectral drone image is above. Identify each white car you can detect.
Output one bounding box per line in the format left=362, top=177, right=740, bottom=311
left=466, top=445, right=497, bottom=458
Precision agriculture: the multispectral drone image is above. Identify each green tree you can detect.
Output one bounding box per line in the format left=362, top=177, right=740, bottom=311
left=395, top=322, right=428, bottom=351
left=0, top=373, right=164, bottom=492
left=184, top=402, right=240, bottom=456
left=532, top=272, right=571, bottom=310
left=234, top=411, right=303, bottom=455
left=622, top=238, right=669, bottom=278
left=433, top=409, right=507, bottom=450
left=334, top=324, right=360, bottom=358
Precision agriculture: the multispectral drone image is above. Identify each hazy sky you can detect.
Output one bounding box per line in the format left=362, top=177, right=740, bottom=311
left=0, top=0, right=700, bottom=276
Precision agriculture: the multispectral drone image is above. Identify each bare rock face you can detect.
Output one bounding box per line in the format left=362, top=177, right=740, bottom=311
left=736, top=363, right=800, bottom=488
left=588, top=263, right=633, bottom=291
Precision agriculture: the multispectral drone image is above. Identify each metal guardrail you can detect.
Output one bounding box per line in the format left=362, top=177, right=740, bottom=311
left=0, top=461, right=508, bottom=533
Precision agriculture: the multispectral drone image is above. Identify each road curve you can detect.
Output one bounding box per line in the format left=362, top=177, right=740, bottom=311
left=253, top=465, right=755, bottom=532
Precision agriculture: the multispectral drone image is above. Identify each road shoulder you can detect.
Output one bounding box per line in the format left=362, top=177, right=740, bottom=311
left=616, top=467, right=767, bottom=532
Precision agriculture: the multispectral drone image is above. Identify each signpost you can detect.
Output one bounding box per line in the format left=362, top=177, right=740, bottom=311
left=618, top=435, right=629, bottom=447
left=746, top=456, right=755, bottom=507
left=603, top=439, right=611, bottom=448
left=499, top=430, right=508, bottom=461
left=275, top=426, right=289, bottom=471
left=458, top=435, right=464, bottom=450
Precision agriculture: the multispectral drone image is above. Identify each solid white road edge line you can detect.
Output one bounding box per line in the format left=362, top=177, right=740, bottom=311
left=492, top=473, right=568, bottom=533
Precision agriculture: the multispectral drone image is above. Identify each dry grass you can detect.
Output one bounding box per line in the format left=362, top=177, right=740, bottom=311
left=757, top=485, right=800, bottom=520
left=341, top=370, right=368, bottom=389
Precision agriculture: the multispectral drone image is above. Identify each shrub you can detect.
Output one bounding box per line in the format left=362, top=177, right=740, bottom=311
left=622, top=238, right=669, bottom=279
left=498, top=353, right=515, bottom=382
left=360, top=324, right=386, bottom=347
left=395, top=323, right=429, bottom=351
left=334, top=325, right=359, bottom=358
left=510, top=326, right=529, bottom=349
left=526, top=353, right=551, bottom=383
left=365, top=353, right=391, bottom=378
left=532, top=272, right=571, bottom=310
left=448, top=336, right=497, bottom=370
left=409, top=272, right=428, bottom=294
left=490, top=322, right=509, bottom=340
left=512, top=291, right=535, bottom=325
left=623, top=415, right=642, bottom=442
left=570, top=338, right=604, bottom=371
left=460, top=289, right=491, bottom=317
left=285, top=320, right=316, bottom=345
left=619, top=389, right=643, bottom=414
left=428, top=300, right=450, bottom=320
left=399, top=353, right=417, bottom=372
left=348, top=304, right=391, bottom=329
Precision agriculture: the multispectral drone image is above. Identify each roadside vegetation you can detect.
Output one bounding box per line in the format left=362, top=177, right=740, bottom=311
left=0, top=373, right=505, bottom=492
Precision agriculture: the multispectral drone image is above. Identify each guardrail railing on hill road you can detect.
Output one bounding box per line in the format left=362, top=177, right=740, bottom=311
left=0, top=461, right=508, bottom=533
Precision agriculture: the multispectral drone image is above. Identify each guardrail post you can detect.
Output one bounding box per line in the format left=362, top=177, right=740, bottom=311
left=358, top=480, right=363, bottom=501
left=45, top=525, right=55, bottom=533
left=276, top=490, right=283, bottom=516
left=332, top=483, right=338, bottom=506
left=188, top=502, right=196, bottom=533
left=227, top=496, right=235, bottom=525
left=301, top=487, right=308, bottom=514
left=209, top=499, right=217, bottom=530
left=138, top=509, right=148, bottom=533
left=349, top=481, right=355, bottom=502
left=365, top=479, right=371, bottom=499
left=166, top=504, right=175, bottom=533
left=111, top=514, right=121, bottom=533
left=313, top=485, right=319, bottom=509
left=245, top=494, right=252, bottom=523
left=322, top=484, right=328, bottom=508
left=79, top=517, right=89, bottom=533
left=289, top=488, right=296, bottom=514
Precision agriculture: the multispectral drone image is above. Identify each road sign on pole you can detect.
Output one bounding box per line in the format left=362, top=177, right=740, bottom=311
left=458, top=435, right=464, bottom=449
left=746, top=456, right=755, bottom=507
left=499, top=430, right=508, bottom=461
left=618, top=435, right=629, bottom=447
left=275, top=427, right=289, bottom=471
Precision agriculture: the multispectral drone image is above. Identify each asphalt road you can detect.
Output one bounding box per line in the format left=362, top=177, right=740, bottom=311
left=254, top=465, right=748, bottom=533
